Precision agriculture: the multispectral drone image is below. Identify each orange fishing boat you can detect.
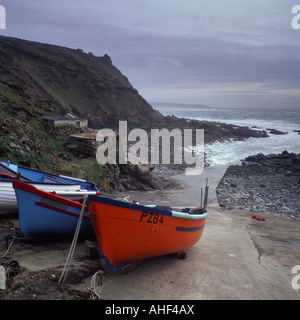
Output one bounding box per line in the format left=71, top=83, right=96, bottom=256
left=87, top=194, right=208, bottom=272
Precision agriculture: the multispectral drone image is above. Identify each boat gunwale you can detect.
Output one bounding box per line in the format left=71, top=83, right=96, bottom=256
left=12, top=179, right=92, bottom=210
left=1, top=161, right=98, bottom=189
left=1, top=177, right=82, bottom=187
left=88, top=195, right=207, bottom=220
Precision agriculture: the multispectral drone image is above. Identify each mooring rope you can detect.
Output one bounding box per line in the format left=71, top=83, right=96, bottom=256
left=58, top=194, right=87, bottom=284
left=84, top=270, right=103, bottom=300
left=0, top=236, right=16, bottom=259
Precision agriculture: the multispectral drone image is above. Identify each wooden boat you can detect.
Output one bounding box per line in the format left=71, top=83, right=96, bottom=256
left=87, top=195, right=208, bottom=272
left=12, top=179, right=96, bottom=238
left=0, top=161, right=99, bottom=191
left=0, top=161, right=99, bottom=215
left=0, top=168, right=101, bottom=214
left=0, top=176, right=84, bottom=215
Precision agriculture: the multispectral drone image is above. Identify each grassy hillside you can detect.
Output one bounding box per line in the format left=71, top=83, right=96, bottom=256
left=0, top=76, right=115, bottom=192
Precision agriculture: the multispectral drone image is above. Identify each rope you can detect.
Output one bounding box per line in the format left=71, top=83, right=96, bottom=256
left=0, top=236, right=16, bottom=259
left=58, top=194, right=88, bottom=284
left=84, top=270, right=103, bottom=300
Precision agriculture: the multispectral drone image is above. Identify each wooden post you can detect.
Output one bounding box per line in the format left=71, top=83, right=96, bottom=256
left=203, top=178, right=209, bottom=209
left=200, top=188, right=203, bottom=208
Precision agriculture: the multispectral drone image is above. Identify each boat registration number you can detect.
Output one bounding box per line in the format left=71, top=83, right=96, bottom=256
left=140, top=211, right=164, bottom=224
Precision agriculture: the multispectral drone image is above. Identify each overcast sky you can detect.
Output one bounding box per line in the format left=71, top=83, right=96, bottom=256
left=1, top=0, right=300, bottom=108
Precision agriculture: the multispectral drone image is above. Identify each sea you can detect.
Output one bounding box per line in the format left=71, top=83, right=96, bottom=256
left=153, top=104, right=300, bottom=166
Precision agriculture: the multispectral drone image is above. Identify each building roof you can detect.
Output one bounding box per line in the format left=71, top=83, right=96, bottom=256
left=41, top=113, right=81, bottom=121
left=69, top=132, right=118, bottom=140
left=70, top=133, right=97, bottom=140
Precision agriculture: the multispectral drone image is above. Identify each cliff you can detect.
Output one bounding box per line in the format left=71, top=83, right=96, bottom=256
left=0, top=35, right=160, bottom=127
left=0, top=35, right=164, bottom=191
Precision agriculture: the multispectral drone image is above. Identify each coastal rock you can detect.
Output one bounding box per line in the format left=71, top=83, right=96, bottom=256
left=242, top=151, right=300, bottom=172
left=266, top=128, right=288, bottom=135
left=118, top=164, right=159, bottom=191
left=217, top=151, right=300, bottom=219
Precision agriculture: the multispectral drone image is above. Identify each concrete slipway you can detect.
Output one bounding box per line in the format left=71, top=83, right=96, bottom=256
left=1, top=166, right=299, bottom=300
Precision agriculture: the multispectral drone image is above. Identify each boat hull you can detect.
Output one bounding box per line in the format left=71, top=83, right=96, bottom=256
left=0, top=180, right=85, bottom=215
left=0, top=181, right=19, bottom=214
left=13, top=180, right=94, bottom=239
left=88, top=196, right=207, bottom=271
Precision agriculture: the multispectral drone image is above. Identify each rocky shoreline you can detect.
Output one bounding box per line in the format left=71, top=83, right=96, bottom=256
left=119, top=116, right=271, bottom=190
left=76, top=116, right=269, bottom=192
left=216, top=151, right=300, bottom=219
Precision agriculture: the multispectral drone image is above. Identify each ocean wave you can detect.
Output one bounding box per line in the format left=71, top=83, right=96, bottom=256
left=156, top=106, right=300, bottom=166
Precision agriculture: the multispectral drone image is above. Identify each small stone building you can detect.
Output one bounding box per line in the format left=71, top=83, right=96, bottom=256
left=41, top=113, right=88, bottom=128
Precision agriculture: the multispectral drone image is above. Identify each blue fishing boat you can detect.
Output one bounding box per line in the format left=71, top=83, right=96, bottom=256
left=1, top=161, right=99, bottom=191
left=12, top=179, right=95, bottom=239
left=0, top=174, right=83, bottom=215
left=0, top=176, right=100, bottom=215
